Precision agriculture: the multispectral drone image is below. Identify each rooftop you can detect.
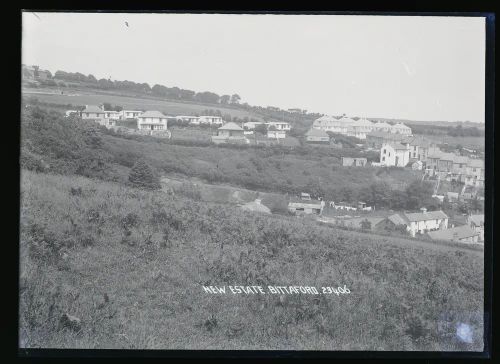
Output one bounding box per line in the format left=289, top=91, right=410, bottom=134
left=82, top=105, right=105, bottom=113
left=403, top=210, right=448, bottom=222
left=218, top=122, right=244, bottom=131
left=306, top=128, right=330, bottom=138
left=138, top=110, right=167, bottom=118
left=427, top=225, right=478, bottom=241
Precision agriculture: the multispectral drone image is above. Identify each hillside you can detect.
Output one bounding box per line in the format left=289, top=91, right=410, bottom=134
left=21, top=104, right=430, bottom=209
left=20, top=170, right=483, bottom=350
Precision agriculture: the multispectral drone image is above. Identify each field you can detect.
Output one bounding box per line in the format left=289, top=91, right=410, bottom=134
left=20, top=171, right=484, bottom=350
left=425, top=134, right=485, bottom=151
left=22, top=87, right=278, bottom=123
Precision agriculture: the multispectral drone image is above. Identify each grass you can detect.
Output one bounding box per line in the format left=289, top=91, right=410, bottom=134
left=20, top=170, right=484, bottom=350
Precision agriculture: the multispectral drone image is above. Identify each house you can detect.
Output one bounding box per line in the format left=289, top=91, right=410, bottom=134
left=390, top=122, right=412, bottom=135
left=465, top=159, right=485, bottom=187
left=103, top=111, right=120, bottom=120
left=427, top=225, right=479, bottom=244
left=267, top=129, right=286, bottom=139
left=341, top=157, right=368, bottom=167
left=403, top=136, right=438, bottom=162
left=372, top=121, right=393, bottom=133
left=288, top=196, right=325, bottom=215
left=120, top=110, right=143, bottom=120
left=380, top=142, right=410, bottom=167
left=198, top=116, right=224, bottom=126
left=211, top=122, right=248, bottom=144
left=366, top=131, right=408, bottom=149
left=386, top=208, right=448, bottom=237
left=65, top=110, right=79, bottom=117
left=240, top=199, right=271, bottom=214
left=22, top=65, right=51, bottom=81
left=176, top=116, right=200, bottom=125
left=81, top=105, right=106, bottom=120
left=136, top=111, right=168, bottom=131
left=243, top=121, right=265, bottom=130
left=467, top=214, right=484, bottom=242
left=345, top=118, right=375, bottom=139
left=341, top=216, right=386, bottom=230
left=305, top=128, right=330, bottom=143
left=312, top=116, right=349, bottom=134
left=267, top=121, right=291, bottom=131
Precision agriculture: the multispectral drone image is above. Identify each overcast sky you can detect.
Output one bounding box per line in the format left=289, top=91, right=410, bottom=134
left=22, top=13, right=485, bottom=122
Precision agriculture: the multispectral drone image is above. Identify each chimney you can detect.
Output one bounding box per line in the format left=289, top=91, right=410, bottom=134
left=420, top=207, right=427, bottom=213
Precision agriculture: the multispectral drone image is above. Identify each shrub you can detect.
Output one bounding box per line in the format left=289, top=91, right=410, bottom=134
left=128, top=159, right=161, bottom=190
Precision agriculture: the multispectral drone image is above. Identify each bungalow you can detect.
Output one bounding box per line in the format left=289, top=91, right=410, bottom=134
left=177, top=116, right=200, bottom=125
left=380, top=142, right=410, bottom=167
left=372, top=121, right=393, bottom=133
left=211, top=122, right=248, bottom=144
left=288, top=197, right=325, bottom=215
left=341, top=157, right=368, bottom=167
left=467, top=214, right=484, bottom=242
left=305, top=128, right=330, bottom=143
left=390, top=123, right=412, bottom=135
left=137, top=111, right=168, bottom=131
left=427, top=225, right=479, bottom=244
left=198, top=116, right=224, bottom=126
left=386, top=208, right=448, bottom=237
left=267, top=121, right=291, bottom=131
left=119, top=110, right=143, bottom=120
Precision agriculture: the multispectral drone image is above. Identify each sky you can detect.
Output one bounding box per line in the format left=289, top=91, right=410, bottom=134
left=22, top=13, right=486, bottom=123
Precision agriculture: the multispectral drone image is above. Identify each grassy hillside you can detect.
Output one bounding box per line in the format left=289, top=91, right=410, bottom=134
left=20, top=171, right=483, bottom=350
left=21, top=105, right=420, bottom=207
left=23, top=88, right=280, bottom=123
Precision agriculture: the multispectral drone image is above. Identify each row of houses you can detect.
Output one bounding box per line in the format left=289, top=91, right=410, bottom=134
left=311, top=115, right=412, bottom=140
left=67, top=105, right=226, bottom=131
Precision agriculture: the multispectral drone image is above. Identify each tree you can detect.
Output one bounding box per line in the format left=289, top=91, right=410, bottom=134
left=230, top=94, right=241, bottom=104
left=220, top=95, right=231, bottom=104
left=405, top=180, right=434, bottom=210
left=255, top=124, right=268, bottom=135
left=128, top=159, right=161, bottom=190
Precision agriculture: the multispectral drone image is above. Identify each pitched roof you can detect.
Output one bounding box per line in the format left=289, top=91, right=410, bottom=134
left=138, top=110, right=167, bottom=118
left=373, top=121, right=393, bottom=128
left=404, top=210, right=448, bottom=222
left=289, top=197, right=323, bottom=206
left=218, top=122, right=244, bottom=131
left=240, top=199, right=271, bottom=214
left=387, top=214, right=407, bottom=225
left=468, top=159, right=484, bottom=168
left=383, top=142, right=408, bottom=151
left=427, top=225, right=478, bottom=241
left=82, top=105, right=105, bottom=113
left=306, top=128, right=330, bottom=138
left=351, top=118, right=374, bottom=127
left=367, top=131, right=407, bottom=140
left=393, top=122, right=411, bottom=129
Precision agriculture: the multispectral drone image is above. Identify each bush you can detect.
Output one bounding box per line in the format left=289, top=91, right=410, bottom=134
left=128, top=159, right=161, bottom=190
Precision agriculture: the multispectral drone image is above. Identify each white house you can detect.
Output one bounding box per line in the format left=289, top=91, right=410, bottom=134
left=65, top=110, right=79, bottom=117
left=388, top=208, right=449, bottom=237
left=267, top=121, right=291, bottom=131
left=372, top=121, right=393, bottom=133
left=176, top=115, right=200, bottom=125
left=390, top=123, right=412, bottom=135
left=80, top=105, right=116, bottom=128
left=380, top=142, right=410, bottom=167
left=137, top=110, right=168, bottom=131
left=467, top=214, right=484, bottom=242
left=267, top=129, right=286, bottom=139
left=120, top=110, right=143, bottom=120
left=243, top=121, right=265, bottom=130
left=103, top=111, right=120, bottom=120
left=81, top=105, right=106, bottom=120
left=427, top=225, right=479, bottom=244
left=198, top=116, right=224, bottom=126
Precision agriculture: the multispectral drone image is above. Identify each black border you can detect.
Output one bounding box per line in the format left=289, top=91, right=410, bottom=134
left=12, top=5, right=496, bottom=361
